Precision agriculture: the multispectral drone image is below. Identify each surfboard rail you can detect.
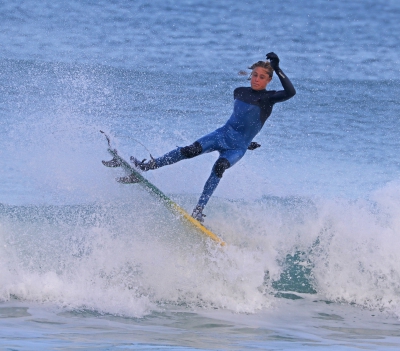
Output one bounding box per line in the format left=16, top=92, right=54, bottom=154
left=101, top=131, right=225, bottom=246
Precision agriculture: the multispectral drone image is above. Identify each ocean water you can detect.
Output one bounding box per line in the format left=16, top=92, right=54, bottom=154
left=1, top=0, right=400, bottom=349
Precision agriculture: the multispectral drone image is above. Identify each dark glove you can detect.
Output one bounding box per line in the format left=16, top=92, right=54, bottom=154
left=266, top=52, right=280, bottom=71
left=248, top=142, right=261, bottom=150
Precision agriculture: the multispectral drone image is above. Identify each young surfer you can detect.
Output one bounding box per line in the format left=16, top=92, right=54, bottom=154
left=130, top=52, right=296, bottom=223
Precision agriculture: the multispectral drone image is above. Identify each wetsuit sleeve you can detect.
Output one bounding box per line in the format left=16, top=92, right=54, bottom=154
left=269, top=68, right=296, bottom=103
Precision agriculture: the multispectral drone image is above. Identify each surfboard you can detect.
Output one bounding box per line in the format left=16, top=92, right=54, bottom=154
left=100, top=131, right=225, bottom=246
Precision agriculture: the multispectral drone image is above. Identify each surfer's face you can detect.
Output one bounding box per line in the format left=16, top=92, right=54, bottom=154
left=250, top=67, right=272, bottom=90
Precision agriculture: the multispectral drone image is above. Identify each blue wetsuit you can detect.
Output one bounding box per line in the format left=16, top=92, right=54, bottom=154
left=152, top=67, right=296, bottom=209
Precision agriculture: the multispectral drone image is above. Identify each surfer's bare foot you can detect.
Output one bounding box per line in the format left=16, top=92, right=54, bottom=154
left=192, top=205, right=206, bottom=223
left=130, top=156, right=157, bottom=171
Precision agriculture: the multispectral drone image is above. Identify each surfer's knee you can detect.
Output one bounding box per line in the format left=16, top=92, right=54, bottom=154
left=180, top=141, right=202, bottom=158
left=213, top=158, right=230, bottom=178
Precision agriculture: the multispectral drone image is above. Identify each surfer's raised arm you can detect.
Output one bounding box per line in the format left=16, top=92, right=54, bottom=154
left=266, top=52, right=296, bottom=103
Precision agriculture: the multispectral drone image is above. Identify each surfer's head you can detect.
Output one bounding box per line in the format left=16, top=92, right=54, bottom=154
left=249, top=61, right=274, bottom=78
left=249, top=61, right=273, bottom=90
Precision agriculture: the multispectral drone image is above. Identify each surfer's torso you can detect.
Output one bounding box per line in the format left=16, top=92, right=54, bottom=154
left=218, top=69, right=296, bottom=149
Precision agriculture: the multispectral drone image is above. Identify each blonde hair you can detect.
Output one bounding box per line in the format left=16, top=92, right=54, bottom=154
left=249, top=61, right=274, bottom=77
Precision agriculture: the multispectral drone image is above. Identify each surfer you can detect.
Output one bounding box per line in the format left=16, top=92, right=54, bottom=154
left=130, top=52, right=296, bottom=222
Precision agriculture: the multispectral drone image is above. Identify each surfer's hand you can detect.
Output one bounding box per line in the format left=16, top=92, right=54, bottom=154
left=266, top=52, right=280, bottom=71
left=248, top=142, right=261, bottom=150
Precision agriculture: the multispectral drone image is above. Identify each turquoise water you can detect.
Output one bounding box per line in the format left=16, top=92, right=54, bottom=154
left=1, top=0, right=400, bottom=349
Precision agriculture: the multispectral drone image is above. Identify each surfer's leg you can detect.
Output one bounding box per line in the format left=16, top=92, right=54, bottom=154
left=131, top=141, right=203, bottom=171
left=192, top=148, right=247, bottom=221
left=170, top=129, right=222, bottom=168
left=192, top=158, right=230, bottom=222
left=197, top=158, right=231, bottom=207
left=132, top=129, right=222, bottom=171
left=156, top=141, right=203, bottom=165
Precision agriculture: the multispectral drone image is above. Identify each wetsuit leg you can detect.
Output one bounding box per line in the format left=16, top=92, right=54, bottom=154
left=196, top=148, right=247, bottom=209
left=197, top=158, right=230, bottom=208
left=196, top=129, right=224, bottom=153
left=180, top=142, right=202, bottom=158
left=152, top=148, right=185, bottom=168
left=151, top=142, right=202, bottom=168
left=152, top=129, right=223, bottom=169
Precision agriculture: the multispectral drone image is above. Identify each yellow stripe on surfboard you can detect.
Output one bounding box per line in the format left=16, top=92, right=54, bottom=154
left=169, top=202, right=225, bottom=245
left=101, top=131, right=225, bottom=246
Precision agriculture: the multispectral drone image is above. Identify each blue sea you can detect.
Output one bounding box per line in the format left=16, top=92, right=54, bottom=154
left=1, top=0, right=400, bottom=349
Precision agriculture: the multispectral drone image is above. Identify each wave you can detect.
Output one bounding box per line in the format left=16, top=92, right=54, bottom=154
left=1, top=181, right=400, bottom=318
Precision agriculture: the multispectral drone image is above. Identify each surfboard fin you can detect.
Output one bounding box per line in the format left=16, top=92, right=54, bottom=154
left=116, top=173, right=140, bottom=184
left=102, top=157, right=122, bottom=168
